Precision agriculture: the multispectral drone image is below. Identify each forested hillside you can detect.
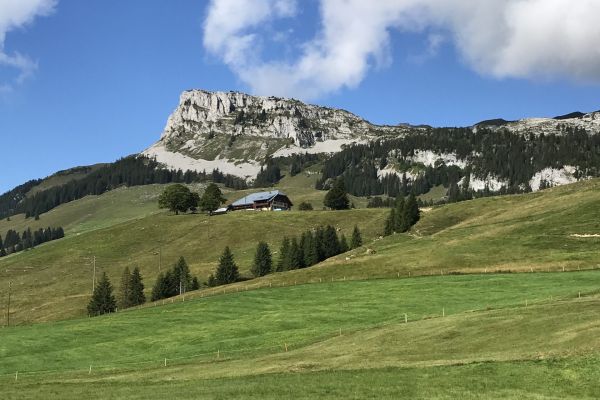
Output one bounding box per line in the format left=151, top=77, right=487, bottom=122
left=316, top=125, right=600, bottom=201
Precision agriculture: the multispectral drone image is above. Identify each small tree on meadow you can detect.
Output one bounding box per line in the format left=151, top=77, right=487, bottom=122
left=324, top=179, right=349, bottom=210
left=118, top=266, right=133, bottom=309
left=87, top=272, right=117, bottom=316
left=351, top=225, right=363, bottom=249
left=158, top=184, right=197, bottom=215
left=215, top=246, right=239, bottom=285
left=276, top=237, right=291, bottom=272
left=199, top=183, right=226, bottom=213
left=251, top=241, right=273, bottom=277
left=129, top=267, right=146, bottom=306
left=323, top=225, right=341, bottom=258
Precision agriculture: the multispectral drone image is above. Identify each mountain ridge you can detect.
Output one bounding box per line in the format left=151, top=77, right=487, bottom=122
left=143, top=89, right=600, bottom=184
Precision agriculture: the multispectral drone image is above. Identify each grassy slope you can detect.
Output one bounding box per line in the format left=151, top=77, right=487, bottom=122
left=1, top=272, right=599, bottom=398
left=1, top=179, right=599, bottom=325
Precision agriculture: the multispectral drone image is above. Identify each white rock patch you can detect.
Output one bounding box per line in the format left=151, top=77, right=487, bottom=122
left=142, top=143, right=261, bottom=178
left=529, top=166, right=578, bottom=191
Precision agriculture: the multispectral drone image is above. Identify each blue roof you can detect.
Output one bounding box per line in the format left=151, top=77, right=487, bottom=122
left=230, top=190, right=287, bottom=207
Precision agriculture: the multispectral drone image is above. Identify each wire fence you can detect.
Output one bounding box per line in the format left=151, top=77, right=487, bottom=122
left=0, top=286, right=597, bottom=383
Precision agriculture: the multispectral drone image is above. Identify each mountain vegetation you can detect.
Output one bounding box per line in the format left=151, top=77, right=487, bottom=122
left=0, top=156, right=247, bottom=220
left=0, top=226, right=64, bottom=256
left=316, top=126, right=600, bottom=199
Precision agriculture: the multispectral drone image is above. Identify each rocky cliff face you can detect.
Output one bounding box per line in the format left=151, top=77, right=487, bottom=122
left=143, top=89, right=599, bottom=181
left=142, top=90, right=405, bottom=178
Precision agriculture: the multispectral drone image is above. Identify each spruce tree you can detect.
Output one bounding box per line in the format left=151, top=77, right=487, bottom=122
left=339, top=233, right=349, bottom=253
left=0, top=235, right=4, bottom=257
left=118, top=266, right=133, bottom=309
left=276, top=237, right=291, bottom=272
left=402, top=192, right=420, bottom=231
left=323, top=225, right=341, bottom=258
left=351, top=225, right=363, bottom=249
left=190, top=276, right=200, bottom=290
left=215, top=246, right=239, bottom=285
left=302, top=231, right=318, bottom=267
left=393, top=196, right=405, bottom=232
left=173, top=256, right=192, bottom=294
left=288, top=237, right=304, bottom=269
left=151, top=273, right=169, bottom=301
left=87, top=272, right=117, bottom=316
left=384, top=208, right=395, bottom=236
left=251, top=241, right=272, bottom=277
left=129, top=267, right=146, bottom=306
left=314, top=226, right=326, bottom=261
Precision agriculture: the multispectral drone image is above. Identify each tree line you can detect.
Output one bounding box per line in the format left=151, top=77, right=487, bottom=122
left=0, top=226, right=64, bottom=257
left=0, top=156, right=247, bottom=220
left=86, top=225, right=365, bottom=317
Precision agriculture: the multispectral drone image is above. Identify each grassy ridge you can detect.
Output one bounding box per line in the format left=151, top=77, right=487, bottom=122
left=0, top=179, right=599, bottom=325
left=1, top=271, right=598, bottom=375
left=1, top=273, right=599, bottom=398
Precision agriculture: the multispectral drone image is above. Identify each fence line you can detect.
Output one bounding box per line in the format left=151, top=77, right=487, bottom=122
left=1, top=292, right=597, bottom=382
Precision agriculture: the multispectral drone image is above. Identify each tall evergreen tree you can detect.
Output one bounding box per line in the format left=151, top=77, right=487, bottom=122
left=302, top=231, right=318, bottom=267
left=87, top=272, right=117, bottom=316
left=215, top=246, right=239, bottom=285
left=251, top=241, right=273, bottom=277
left=314, top=226, right=326, bottom=261
left=129, top=267, right=146, bottom=306
left=323, top=225, right=341, bottom=258
left=339, top=233, right=349, bottom=253
left=323, top=179, right=350, bottom=210
left=393, top=196, right=405, bottom=232
left=402, top=192, right=420, bottom=231
left=151, top=273, right=169, bottom=301
left=384, top=208, right=395, bottom=236
left=276, top=237, right=291, bottom=271
left=118, top=266, right=133, bottom=309
left=0, top=234, right=4, bottom=257
left=351, top=225, right=363, bottom=249
left=288, top=237, right=304, bottom=269
left=173, top=256, right=193, bottom=294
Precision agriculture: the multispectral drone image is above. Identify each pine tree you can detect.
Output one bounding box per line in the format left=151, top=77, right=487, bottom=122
left=129, top=267, right=146, bottom=306
left=351, top=225, right=363, bottom=249
left=173, top=256, right=192, bottom=294
left=276, top=237, right=291, bottom=271
left=314, top=226, right=326, bottom=261
left=323, top=225, right=341, bottom=258
left=323, top=179, right=350, bottom=210
left=251, top=241, right=273, bottom=277
left=215, top=246, right=239, bottom=285
left=302, top=231, right=318, bottom=267
left=288, top=237, right=304, bottom=269
left=87, top=272, right=117, bottom=316
left=339, top=233, right=349, bottom=253
left=151, top=273, right=169, bottom=301
left=384, top=208, right=395, bottom=236
left=190, top=276, right=200, bottom=290
left=393, top=196, right=405, bottom=232
left=402, top=192, right=420, bottom=230
left=118, top=266, right=133, bottom=309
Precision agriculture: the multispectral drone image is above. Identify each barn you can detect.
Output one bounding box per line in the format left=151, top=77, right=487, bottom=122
left=228, top=190, right=293, bottom=211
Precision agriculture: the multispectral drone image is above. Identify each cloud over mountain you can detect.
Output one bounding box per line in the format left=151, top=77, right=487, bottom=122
left=203, top=0, right=600, bottom=100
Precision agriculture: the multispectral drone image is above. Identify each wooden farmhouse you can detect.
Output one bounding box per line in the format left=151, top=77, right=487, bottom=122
left=228, top=190, right=293, bottom=211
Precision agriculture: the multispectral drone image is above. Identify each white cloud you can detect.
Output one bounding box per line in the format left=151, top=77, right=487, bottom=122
left=203, top=0, right=600, bottom=100
left=0, top=0, right=56, bottom=91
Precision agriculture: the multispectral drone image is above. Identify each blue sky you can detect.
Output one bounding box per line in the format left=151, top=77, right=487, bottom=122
left=1, top=0, right=599, bottom=193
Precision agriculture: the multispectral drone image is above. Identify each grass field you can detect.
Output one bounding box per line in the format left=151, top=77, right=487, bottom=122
left=1, top=272, right=599, bottom=398
left=1, top=179, right=599, bottom=325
